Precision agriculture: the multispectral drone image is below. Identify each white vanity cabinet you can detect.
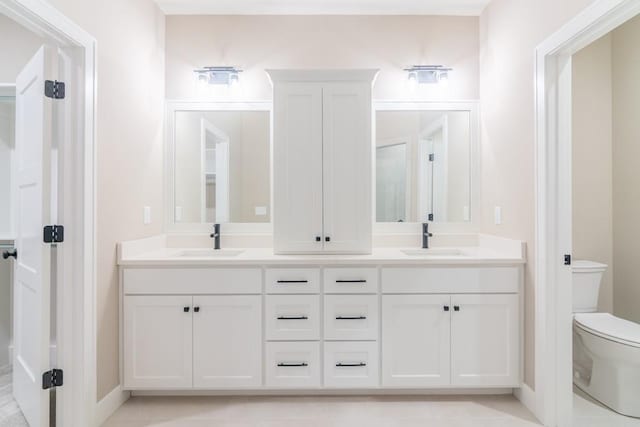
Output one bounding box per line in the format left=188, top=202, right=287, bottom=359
left=381, top=267, right=521, bottom=388
left=381, top=295, right=452, bottom=387
left=122, top=268, right=262, bottom=390
left=269, top=70, right=377, bottom=254
left=120, top=262, right=523, bottom=392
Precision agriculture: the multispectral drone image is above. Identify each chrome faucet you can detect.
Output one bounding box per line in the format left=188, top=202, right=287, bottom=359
left=210, top=223, right=221, bottom=250
left=422, top=223, right=433, bottom=249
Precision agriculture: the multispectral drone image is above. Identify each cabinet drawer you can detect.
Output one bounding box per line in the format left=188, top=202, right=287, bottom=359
left=381, top=267, right=520, bottom=294
left=265, top=295, right=320, bottom=341
left=266, top=268, right=320, bottom=294
left=324, top=295, right=379, bottom=341
left=123, top=268, right=262, bottom=295
left=324, top=342, right=379, bottom=388
left=324, top=268, right=378, bottom=294
left=265, top=342, right=321, bottom=388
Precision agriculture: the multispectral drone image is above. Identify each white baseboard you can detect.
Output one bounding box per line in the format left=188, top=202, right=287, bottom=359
left=514, top=383, right=537, bottom=418
left=95, top=385, right=130, bottom=427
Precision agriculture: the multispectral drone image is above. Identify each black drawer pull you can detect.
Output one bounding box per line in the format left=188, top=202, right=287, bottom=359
left=336, top=362, right=367, bottom=367
left=454, top=306, right=460, bottom=312
left=277, top=362, right=308, bottom=367
left=194, top=307, right=200, bottom=313
left=183, top=307, right=190, bottom=313
left=277, top=280, right=309, bottom=284
left=444, top=306, right=450, bottom=312
left=335, top=280, right=367, bottom=283
left=277, top=316, right=308, bottom=320
left=335, top=316, right=367, bottom=320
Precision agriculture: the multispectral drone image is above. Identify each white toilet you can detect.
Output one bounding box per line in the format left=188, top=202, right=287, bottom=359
left=572, top=260, right=640, bottom=418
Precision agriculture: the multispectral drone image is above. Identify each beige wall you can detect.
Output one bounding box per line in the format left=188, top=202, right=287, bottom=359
left=165, top=15, right=479, bottom=101
left=45, top=0, right=166, bottom=400
left=572, top=34, right=614, bottom=314
left=479, top=0, right=596, bottom=388
left=612, top=14, right=640, bottom=324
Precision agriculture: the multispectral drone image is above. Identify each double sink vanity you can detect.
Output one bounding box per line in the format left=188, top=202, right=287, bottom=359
left=118, top=234, right=525, bottom=392
left=119, top=69, right=525, bottom=395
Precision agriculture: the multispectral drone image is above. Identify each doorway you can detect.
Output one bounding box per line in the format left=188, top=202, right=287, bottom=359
left=0, top=1, right=97, bottom=426
left=535, top=0, right=640, bottom=426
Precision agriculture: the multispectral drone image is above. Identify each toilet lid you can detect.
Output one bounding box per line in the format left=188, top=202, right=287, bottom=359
left=574, top=313, right=640, bottom=346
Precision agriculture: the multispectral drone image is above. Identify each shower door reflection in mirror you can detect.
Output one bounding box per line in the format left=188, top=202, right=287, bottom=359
left=376, top=109, right=472, bottom=223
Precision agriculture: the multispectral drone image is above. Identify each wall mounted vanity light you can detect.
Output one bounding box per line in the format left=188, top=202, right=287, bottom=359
left=194, top=66, right=242, bottom=86
left=405, top=65, right=452, bottom=85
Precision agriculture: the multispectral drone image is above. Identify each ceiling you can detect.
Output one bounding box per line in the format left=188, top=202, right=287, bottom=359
left=156, top=0, right=491, bottom=16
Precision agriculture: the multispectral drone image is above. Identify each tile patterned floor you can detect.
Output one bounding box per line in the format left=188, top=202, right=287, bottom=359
left=0, top=365, right=28, bottom=427
left=102, top=394, right=542, bottom=427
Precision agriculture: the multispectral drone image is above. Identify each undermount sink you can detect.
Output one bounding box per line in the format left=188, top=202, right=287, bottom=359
left=401, top=248, right=465, bottom=257
left=177, top=249, right=245, bottom=258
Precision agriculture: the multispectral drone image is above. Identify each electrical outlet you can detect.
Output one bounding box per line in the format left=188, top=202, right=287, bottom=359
left=143, top=206, right=151, bottom=225
left=494, top=206, right=502, bottom=225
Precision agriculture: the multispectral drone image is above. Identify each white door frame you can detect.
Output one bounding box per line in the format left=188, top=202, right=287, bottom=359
left=0, top=1, right=97, bottom=426
left=200, top=118, right=230, bottom=223
left=535, top=1, right=640, bottom=425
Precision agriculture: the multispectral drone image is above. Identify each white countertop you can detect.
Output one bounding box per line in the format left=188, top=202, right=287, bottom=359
left=118, top=235, right=526, bottom=267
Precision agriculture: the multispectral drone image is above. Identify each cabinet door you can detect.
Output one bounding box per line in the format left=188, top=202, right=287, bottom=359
left=193, top=295, right=262, bottom=388
left=123, top=295, right=193, bottom=389
left=382, top=295, right=451, bottom=387
left=322, top=83, right=372, bottom=253
left=450, top=294, right=520, bottom=387
left=273, top=82, right=324, bottom=253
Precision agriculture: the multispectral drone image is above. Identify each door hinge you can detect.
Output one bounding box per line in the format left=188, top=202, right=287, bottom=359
left=43, top=225, right=64, bottom=243
left=564, top=254, right=572, bottom=266
left=42, top=369, right=63, bottom=390
left=428, top=153, right=435, bottom=162
left=44, top=80, right=65, bottom=99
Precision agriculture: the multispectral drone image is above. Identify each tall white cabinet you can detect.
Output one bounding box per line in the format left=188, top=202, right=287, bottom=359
left=268, top=70, right=378, bottom=254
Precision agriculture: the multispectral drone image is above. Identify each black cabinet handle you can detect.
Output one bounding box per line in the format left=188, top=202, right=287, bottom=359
left=335, top=316, right=367, bottom=320
left=335, top=280, right=367, bottom=283
left=454, top=306, right=460, bottom=312
left=336, top=362, right=367, bottom=367
left=444, top=306, right=450, bottom=312
left=277, top=280, right=308, bottom=284
left=315, top=236, right=321, bottom=242
left=2, top=249, right=17, bottom=260
left=325, top=236, right=331, bottom=242
left=194, top=307, right=200, bottom=313
left=277, top=315, right=308, bottom=320
left=183, top=307, right=190, bottom=313
left=277, top=362, right=308, bottom=367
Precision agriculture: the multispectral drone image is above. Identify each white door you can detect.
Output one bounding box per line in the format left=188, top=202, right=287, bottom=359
left=450, top=294, right=519, bottom=386
left=193, top=295, right=262, bottom=388
left=322, top=83, right=372, bottom=253
left=214, top=140, right=230, bottom=223
left=273, top=83, right=323, bottom=253
left=13, top=45, right=54, bottom=427
left=123, top=295, right=193, bottom=389
left=382, top=295, right=451, bottom=387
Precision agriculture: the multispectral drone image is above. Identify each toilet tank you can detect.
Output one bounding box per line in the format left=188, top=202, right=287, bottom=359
left=572, top=260, right=607, bottom=313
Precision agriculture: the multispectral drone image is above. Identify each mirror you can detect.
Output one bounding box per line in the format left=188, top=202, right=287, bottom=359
left=172, top=109, right=270, bottom=224
left=376, top=110, right=471, bottom=223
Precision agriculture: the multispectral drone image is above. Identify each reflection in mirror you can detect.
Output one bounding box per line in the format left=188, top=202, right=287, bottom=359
left=376, top=111, right=471, bottom=223
left=174, top=111, right=270, bottom=224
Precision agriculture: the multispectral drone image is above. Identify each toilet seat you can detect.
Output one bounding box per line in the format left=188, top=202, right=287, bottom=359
left=574, top=313, right=640, bottom=348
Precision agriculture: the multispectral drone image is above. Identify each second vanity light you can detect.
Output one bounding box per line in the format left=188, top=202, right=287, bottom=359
left=405, top=65, right=452, bottom=85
